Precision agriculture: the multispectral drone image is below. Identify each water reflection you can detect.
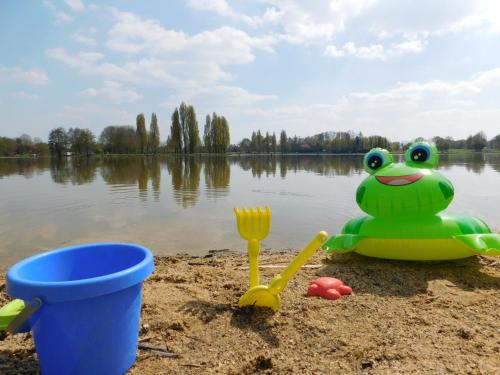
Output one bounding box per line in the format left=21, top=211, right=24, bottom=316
left=439, top=153, right=487, bottom=174
left=50, top=158, right=97, bottom=185
left=205, top=156, right=230, bottom=198
left=165, top=157, right=199, bottom=207
left=1, top=153, right=499, bottom=206
left=0, top=157, right=50, bottom=179
left=1, top=153, right=500, bottom=266
left=100, top=157, right=161, bottom=201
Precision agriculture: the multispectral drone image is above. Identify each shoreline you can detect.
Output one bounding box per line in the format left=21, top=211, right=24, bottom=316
left=1, top=251, right=499, bottom=374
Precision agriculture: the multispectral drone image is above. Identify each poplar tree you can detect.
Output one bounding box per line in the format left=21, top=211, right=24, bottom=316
left=280, top=130, right=288, bottom=153
left=136, top=113, right=148, bottom=153
left=179, top=102, right=189, bottom=153
left=220, top=115, right=230, bottom=153
left=149, top=112, right=160, bottom=154
left=204, top=114, right=212, bottom=153
left=187, top=105, right=200, bottom=153
left=170, top=108, right=182, bottom=154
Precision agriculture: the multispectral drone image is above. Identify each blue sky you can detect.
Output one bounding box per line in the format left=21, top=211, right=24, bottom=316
left=1, top=0, right=500, bottom=143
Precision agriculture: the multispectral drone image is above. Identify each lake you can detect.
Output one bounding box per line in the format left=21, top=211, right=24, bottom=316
left=1, top=153, right=499, bottom=268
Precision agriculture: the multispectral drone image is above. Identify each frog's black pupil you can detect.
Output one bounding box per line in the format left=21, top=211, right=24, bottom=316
left=367, top=155, right=383, bottom=170
left=411, top=148, right=428, bottom=162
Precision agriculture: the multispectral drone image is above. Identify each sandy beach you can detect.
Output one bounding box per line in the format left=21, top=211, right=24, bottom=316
left=1, top=251, right=499, bottom=374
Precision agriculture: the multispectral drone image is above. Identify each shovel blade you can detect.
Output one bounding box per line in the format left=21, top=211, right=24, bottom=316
left=239, top=285, right=280, bottom=312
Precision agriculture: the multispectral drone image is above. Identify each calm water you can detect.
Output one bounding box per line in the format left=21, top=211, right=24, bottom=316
left=1, top=154, right=500, bottom=268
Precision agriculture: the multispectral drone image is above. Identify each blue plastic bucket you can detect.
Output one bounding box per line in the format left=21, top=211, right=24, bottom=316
left=6, top=243, right=154, bottom=375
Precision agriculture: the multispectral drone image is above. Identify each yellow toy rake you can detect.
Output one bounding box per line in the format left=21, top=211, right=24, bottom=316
left=234, top=206, right=328, bottom=312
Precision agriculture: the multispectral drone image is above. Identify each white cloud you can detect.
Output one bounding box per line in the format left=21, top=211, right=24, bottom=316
left=46, top=47, right=231, bottom=87
left=42, top=0, right=73, bottom=23
left=187, top=0, right=256, bottom=25
left=188, top=0, right=377, bottom=44
left=364, top=0, right=500, bottom=39
left=80, top=81, right=142, bottom=104
left=46, top=48, right=104, bottom=67
left=48, top=10, right=276, bottom=89
left=106, top=11, right=275, bottom=60
left=161, top=85, right=276, bottom=111
left=229, top=67, right=500, bottom=141
left=71, top=28, right=96, bottom=46
left=325, top=39, right=425, bottom=60
left=64, top=0, right=85, bottom=12
left=186, top=0, right=500, bottom=48
left=10, top=91, right=40, bottom=100
left=0, top=66, right=49, bottom=85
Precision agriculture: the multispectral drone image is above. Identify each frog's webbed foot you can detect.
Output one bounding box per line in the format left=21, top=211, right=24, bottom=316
left=454, top=234, right=500, bottom=256
left=322, top=234, right=362, bottom=254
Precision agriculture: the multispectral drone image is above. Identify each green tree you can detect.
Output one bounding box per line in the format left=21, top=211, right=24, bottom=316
left=209, top=113, right=230, bottom=153
left=432, top=136, right=450, bottom=152
left=265, top=132, right=270, bottom=153
left=489, top=134, right=500, bottom=149
left=187, top=105, right=200, bottom=153
left=204, top=114, right=212, bottom=152
left=136, top=113, right=148, bottom=153
left=256, top=130, right=263, bottom=153
left=0, top=137, right=17, bottom=156
left=100, top=126, right=137, bottom=154
left=170, top=108, right=182, bottom=154
left=280, top=130, right=288, bottom=153
left=69, top=128, right=96, bottom=156
left=221, top=115, right=230, bottom=152
left=16, top=134, right=34, bottom=154
left=48, top=127, right=69, bottom=157
left=466, top=132, right=487, bottom=151
left=179, top=103, right=189, bottom=153
left=149, top=112, right=160, bottom=154
left=271, top=133, right=277, bottom=153
left=250, top=131, right=257, bottom=153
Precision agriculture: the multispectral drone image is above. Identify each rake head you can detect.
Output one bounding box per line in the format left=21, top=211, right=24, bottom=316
left=233, top=206, right=271, bottom=241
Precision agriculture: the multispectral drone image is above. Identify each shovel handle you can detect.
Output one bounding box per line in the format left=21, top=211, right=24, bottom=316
left=248, top=239, right=260, bottom=288
left=269, top=231, right=328, bottom=293
left=7, top=298, right=42, bottom=334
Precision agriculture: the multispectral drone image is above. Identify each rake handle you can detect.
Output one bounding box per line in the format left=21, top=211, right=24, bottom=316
left=268, top=231, right=328, bottom=294
left=248, top=239, right=260, bottom=288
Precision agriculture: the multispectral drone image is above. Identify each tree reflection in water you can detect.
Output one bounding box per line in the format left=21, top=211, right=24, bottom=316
left=50, top=157, right=97, bottom=185
left=1, top=153, right=499, bottom=208
left=165, top=156, right=201, bottom=208
left=205, top=156, right=230, bottom=199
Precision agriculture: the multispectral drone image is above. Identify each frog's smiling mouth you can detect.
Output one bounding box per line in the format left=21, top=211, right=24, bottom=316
left=376, top=173, right=423, bottom=186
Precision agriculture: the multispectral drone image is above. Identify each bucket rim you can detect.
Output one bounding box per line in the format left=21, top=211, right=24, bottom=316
left=6, top=242, right=154, bottom=302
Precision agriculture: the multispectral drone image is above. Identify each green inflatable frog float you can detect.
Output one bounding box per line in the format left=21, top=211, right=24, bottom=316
left=323, top=141, right=500, bottom=260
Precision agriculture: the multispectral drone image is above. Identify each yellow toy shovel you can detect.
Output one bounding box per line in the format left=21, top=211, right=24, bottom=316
left=234, top=206, right=328, bottom=312
left=234, top=206, right=271, bottom=289
left=238, top=231, right=328, bottom=311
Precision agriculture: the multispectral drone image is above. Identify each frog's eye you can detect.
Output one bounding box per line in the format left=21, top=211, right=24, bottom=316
left=405, top=142, right=438, bottom=168
left=363, top=148, right=393, bottom=174
left=410, top=145, right=430, bottom=162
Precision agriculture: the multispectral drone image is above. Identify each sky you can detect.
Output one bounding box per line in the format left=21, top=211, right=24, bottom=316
left=1, top=0, right=500, bottom=143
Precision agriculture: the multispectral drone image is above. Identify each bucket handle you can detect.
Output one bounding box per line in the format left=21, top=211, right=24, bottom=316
left=7, top=298, right=43, bottom=334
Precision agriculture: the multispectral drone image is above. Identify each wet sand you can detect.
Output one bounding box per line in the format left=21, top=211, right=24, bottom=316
left=1, top=251, right=499, bottom=374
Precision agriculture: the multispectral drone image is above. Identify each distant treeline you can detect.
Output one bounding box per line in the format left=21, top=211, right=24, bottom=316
left=1, top=102, right=499, bottom=157
left=233, top=130, right=394, bottom=154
